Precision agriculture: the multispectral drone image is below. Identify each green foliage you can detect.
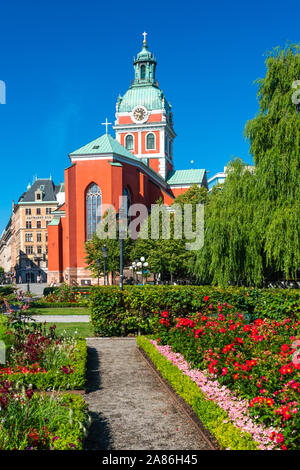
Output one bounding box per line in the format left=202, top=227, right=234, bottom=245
left=0, top=392, right=88, bottom=450
left=132, top=185, right=208, bottom=281
left=194, top=45, right=300, bottom=286
left=43, top=286, right=60, bottom=296
left=2, top=340, right=87, bottom=390
left=89, top=285, right=300, bottom=336
left=0, top=286, right=15, bottom=297
left=137, top=336, right=258, bottom=450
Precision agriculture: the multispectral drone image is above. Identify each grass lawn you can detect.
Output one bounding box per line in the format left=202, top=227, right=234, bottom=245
left=44, top=322, right=95, bottom=337
left=29, top=307, right=90, bottom=315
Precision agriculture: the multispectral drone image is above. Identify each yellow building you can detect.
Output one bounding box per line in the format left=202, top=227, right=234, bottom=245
left=10, top=178, right=65, bottom=284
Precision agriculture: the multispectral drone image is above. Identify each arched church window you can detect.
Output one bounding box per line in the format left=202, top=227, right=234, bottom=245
left=146, top=133, right=155, bottom=150
left=140, top=65, right=146, bottom=80
left=86, top=183, right=102, bottom=240
left=122, top=187, right=131, bottom=213
left=125, top=134, right=134, bottom=150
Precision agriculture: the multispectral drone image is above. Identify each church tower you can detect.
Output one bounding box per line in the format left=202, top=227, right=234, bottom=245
left=113, top=33, right=176, bottom=179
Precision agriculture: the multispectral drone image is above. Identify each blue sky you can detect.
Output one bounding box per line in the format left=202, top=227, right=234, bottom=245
left=0, top=0, right=299, bottom=232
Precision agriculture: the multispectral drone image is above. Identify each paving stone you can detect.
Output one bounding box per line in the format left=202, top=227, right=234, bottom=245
left=84, top=338, right=212, bottom=450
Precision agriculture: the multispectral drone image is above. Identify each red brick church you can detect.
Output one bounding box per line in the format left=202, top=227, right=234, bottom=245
left=47, top=34, right=207, bottom=285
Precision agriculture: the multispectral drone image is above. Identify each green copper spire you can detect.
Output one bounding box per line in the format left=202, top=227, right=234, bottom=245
left=133, top=32, right=157, bottom=86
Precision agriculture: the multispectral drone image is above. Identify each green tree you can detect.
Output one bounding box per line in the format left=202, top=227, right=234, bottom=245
left=132, top=185, right=208, bottom=282
left=85, top=209, right=133, bottom=284
left=194, top=44, right=300, bottom=286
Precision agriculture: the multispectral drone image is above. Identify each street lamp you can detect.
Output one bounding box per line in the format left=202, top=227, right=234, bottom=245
left=143, top=261, right=149, bottom=284
left=96, top=258, right=100, bottom=286
left=119, top=205, right=127, bottom=291
left=101, top=244, right=108, bottom=285
left=26, top=264, right=31, bottom=293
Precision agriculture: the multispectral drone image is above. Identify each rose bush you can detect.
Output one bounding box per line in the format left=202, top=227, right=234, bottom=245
left=152, top=298, right=299, bottom=450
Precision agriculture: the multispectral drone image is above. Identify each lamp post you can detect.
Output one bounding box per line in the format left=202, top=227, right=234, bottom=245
left=119, top=205, right=127, bottom=291
left=96, top=258, right=100, bottom=286
left=101, top=244, right=108, bottom=285
left=132, top=257, right=149, bottom=284
left=131, top=262, right=136, bottom=284
left=26, top=264, right=31, bottom=293
left=143, top=261, right=149, bottom=284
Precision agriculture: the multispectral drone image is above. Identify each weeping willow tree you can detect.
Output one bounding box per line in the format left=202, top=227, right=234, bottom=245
left=194, top=44, right=300, bottom=286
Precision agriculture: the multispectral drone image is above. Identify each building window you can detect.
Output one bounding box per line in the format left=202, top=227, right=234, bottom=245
left=25, top=246, right=33, bottom=255
left=46, top=208, right=52, bottom=214
left=140, top=65, right=146, bottom=79
left=26, top=221, right=32, bottom=229
left=25, top=208, right=31, bottom=215
left=36, top=208, right=41, bottom=215
left=37, top=221, right=42, bottom=229
left=25, top=233, right=33, bottom=242
left=37, top=233, right=42, bottom=242
left=165, top=135, right=168, bottom=152
left=37, top=245, right=42, bottom=254
left=125, top=134, right=134, bottom=151
left=122, top=187, right=131, bottom=213
left=36, top=193, right=41, bottom=200
left=146, top=133, right=155, bottom=150
left=86, top=183, right=102, bottom=240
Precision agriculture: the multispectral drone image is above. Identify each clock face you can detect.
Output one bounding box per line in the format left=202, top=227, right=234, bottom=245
left=132, top=106, right=148, bottom=123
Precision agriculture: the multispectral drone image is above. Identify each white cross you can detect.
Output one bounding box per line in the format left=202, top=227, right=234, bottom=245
left=142, top=31, right=147, bottom=43
left=101, top=118, right=112, bottom=134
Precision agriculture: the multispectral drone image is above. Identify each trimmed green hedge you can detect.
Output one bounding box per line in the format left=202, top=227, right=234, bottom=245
left=1, top=340, right=87, bottom=390
left=50, top=393, right=88, bottom=450
left=89, top=285, right=300, bottom=336
left=137, top=336, right=258, bottom=450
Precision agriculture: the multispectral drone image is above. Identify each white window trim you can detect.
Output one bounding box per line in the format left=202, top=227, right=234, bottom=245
left=125, top=133, right=135, bottom=151
left=145, top=132, right=156, bottom=151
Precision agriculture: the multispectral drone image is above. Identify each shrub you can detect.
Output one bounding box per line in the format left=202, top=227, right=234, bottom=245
left=0, top=338, right=87, bottom=390
left=150, top=306, right=300, bottom=450
left=0, top=383, right=88, bottom=450
left=0, top=286, right=15, bottom=297
left=43, top=286, right=60, bottom=297
left=89, top=285, right=300, bottom=336
left=137, top=336, right=258, bottom=450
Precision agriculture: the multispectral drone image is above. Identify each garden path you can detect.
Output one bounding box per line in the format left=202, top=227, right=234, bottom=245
left=29, top=315, right=90, bottom=323
left=84, top=338, right=213, bottom=450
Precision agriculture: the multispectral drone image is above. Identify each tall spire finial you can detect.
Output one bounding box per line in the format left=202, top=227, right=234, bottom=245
left=142, top=31, right=147, bottom=45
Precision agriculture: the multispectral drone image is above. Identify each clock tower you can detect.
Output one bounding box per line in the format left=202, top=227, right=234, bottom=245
left=113, top=33, right=176, bottom=179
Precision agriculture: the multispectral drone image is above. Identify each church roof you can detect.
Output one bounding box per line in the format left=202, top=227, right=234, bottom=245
left=69, top=133, right=139, bottom=161
left=118, top=85, right=170, bottom=113
left=166, top=169, right=206, bottom=185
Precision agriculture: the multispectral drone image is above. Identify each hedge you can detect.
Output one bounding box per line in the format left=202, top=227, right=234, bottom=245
left=137, top=336, right=258, bottom=450
left=89, top=285, right=300, bottom=336
left=0, top=339, right=87, bottom=390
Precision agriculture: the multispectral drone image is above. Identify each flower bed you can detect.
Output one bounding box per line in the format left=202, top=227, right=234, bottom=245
left=89, top=285, right=300, bottom=337
left=0, top=315, right=87, bottom=390
left=149, top=301, right=300, bottom=450
left=0, top=380, right=89, bottom=450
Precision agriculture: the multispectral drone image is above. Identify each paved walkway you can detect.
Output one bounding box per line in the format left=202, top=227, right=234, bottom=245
left=84, top=338, right=212, bottom=450
left=30, top=315, right=90, bottom=323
